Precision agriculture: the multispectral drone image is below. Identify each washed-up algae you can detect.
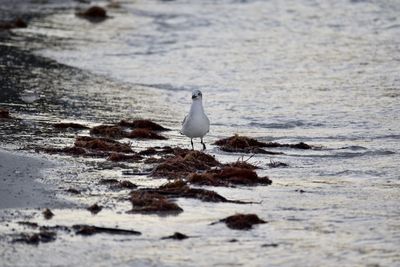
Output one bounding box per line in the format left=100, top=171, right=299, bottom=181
left=152, top=150, right=220, bottom=179
left=74, top=136, right=132, bottom=153
left=128, top=191, right=183, bottom=214
left=214, top=214, right=266, bottom=230
left=187, top=166, right=272, bottom=187
left=138, top=180, right=252, bottom=204
left=214, top=134, right=314, bottom=153
left=118, top=119, right=169, bottom=131
left=73, top=224, right=141, bottom=236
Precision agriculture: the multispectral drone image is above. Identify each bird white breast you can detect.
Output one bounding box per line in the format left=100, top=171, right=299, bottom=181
left=182, top=113, right=210, bottom=138
left=181, top=99, right=210, bottom=138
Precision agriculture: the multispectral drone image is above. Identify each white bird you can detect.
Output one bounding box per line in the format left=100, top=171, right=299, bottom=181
left=181, top=90, right=210, bottom=150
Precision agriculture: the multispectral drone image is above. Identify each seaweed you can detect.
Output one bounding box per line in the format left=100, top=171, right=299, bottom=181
left=75, top=136, right=132, bottom=153
left=125, top=128, right=167, bottom=140
left=141, top=180, right=251, bottom=203
left=76, top=6, right=107, bottom=20
left=215, top=214, right=266, bottom=230
left=13, top=231, right=56, bottom=244
left=161, top=232, right=189, bottom=240
left=128, top=191, right=183, bottom=214
left=87, top=203, right=102, bottom=214
left=73, top=225, right=141, bottom=236
left=187, top=167, right=272, bottom=187
left=214, top=134, right=314, bottom=153
left=66, top=188, right=81, bottom=194
left=0, top=18, right=27, bottom=30
left=90, top=125, right=124, bottom=138
left=0, top=108, right=10, bottom=118
left=152, top=150, right=220, bottom=179
left=118, top=119, right=169, bottom=131
left=43, top=208, right=54, bottom=220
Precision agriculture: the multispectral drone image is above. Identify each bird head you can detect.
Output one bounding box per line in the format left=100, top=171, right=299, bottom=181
left=192, top=90, right=203, bottom=100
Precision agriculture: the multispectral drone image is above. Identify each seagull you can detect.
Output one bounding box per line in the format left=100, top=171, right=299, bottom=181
left=181, top=90, right=210, bottom=150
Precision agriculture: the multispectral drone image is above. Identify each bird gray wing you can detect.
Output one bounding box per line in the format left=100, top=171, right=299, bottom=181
left=182, top=115, right=187, bottom=125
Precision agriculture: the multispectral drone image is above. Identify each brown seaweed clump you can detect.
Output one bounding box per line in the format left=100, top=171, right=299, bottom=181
left=152, top=150, right=220, bottom=179
left=53, top=122, right=89, bottom=130
left=161, top=232, right=189, bottom=240
left=0, top=108, right=10, bottom=118
left=216, top=214, right=266, bottom=230
left=75, top=136, right=132, bottom=153
left=87, top=203, right=103, bottom=214
left=43, top=208, right=54, bottom=220
left=76, top=6, right=107, bottom=18
left=128, top=191, right=183, bottom=214
left=125, top=128, right=167, bottom=140
left=0, top=18, right=27, bottom=30
left=214, top=134, right=314, bottom=153
left=73, top=225, right=141, bottom=236
left=90, top=125, right=124, bottom=138
left=119, top=119, right=169, bottom=131
left=90, top=124, right=167, bottom=140
left=13, top=231, right=56, bottom=245
left=188, top=167, right=272, bottom=187
left=141, top=180, right=249, bottom=203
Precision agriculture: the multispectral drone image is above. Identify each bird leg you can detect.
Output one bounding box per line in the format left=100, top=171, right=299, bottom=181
left=201, top=138, right=206, bottom=150
left=191, top=138, right=194, bottom=150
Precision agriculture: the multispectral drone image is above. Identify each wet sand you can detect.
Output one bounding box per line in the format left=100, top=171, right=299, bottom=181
left=0, top=149, right=68, bottom=209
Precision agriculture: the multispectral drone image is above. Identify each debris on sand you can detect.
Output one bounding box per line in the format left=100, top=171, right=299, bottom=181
left=226, top=160, right=258, bottom=170
left=141, top=180, right=250, bottom=203
left=53, top=122, right=89, bottom=130
left=0, top=18, right=27, bottom=30
left=90, top=124, right=167, bottom=140
left=73, top=224, right=141, bottom=236
left=215, top=134, right=268, bottom=148
left=43, top=208, right=54, bottom=220
left=87, top=203, right=103, bottom=214
left=75, top=136, right=132, bottom=153
left=99, top=178, right=137, bottom=190
left=161, top=232, right=189, bottom=240
left=107, top=152, right=143, bottom=162
left=0, top=108, right=10, bottom=118
left=76, top=6, right=107, bottom=18
left=214, top=134, right=314, bottom=153
left=66, top=188, right=81, bottom=194
left=90, top=125, right=124, bottom=138
left=267, top=160, right=288, bottom=168
left=17, top=222, right=39, bottom=228
left=13, top=231, right=56, bottom=244
left=152, top=150, right=220, bottom=179
left=264, top=141, right=313, bottom=149
left=128, top=191, right=183, bottom=214
left=125, top=128, right=167, bottom=140
left=188, top=167, right=272, bottom=187
left=118, top=119, right=169, bottom=131
left=215, top=214, right=266, bottom=230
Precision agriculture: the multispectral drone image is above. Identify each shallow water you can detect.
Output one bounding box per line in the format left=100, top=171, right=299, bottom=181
left=1, top=0, right=400, bottom=266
